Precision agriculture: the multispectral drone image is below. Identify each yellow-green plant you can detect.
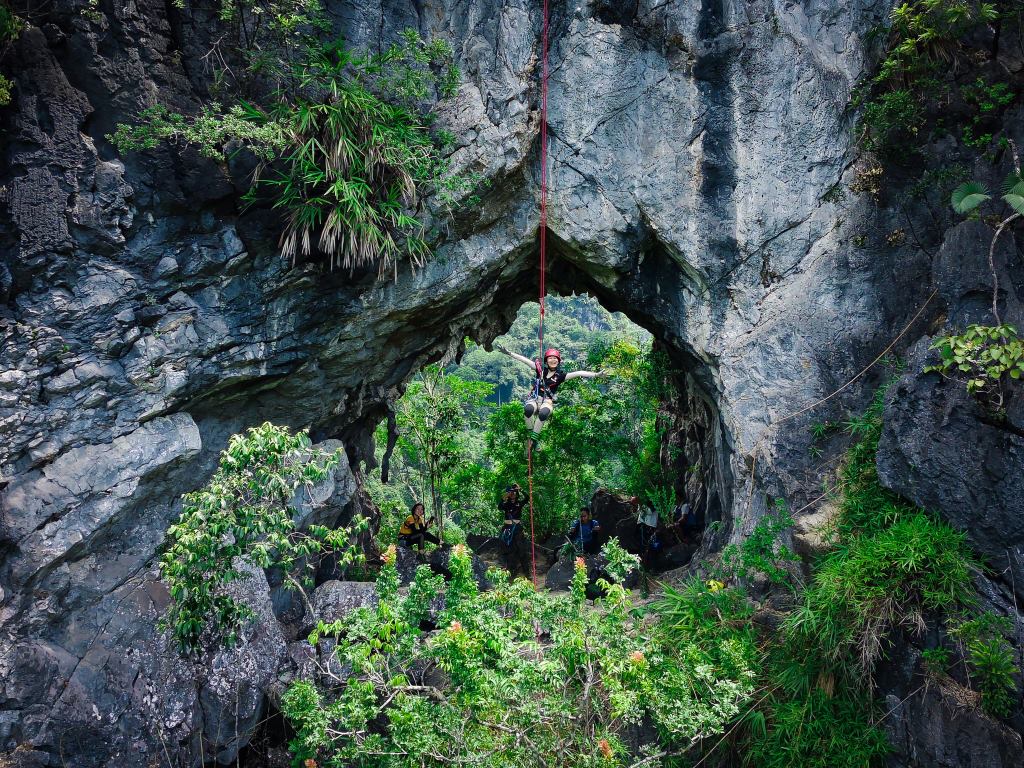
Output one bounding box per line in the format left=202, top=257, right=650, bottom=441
left=950, top=612, right=1019, bottom=717
left=159, top=422, right=366, bottom=651
left=926, top=324, right=1024, bottom=407
left=283, top=547, right=756, bottom=767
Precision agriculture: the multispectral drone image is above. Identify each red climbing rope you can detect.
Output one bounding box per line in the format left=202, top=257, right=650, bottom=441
left=527, top=0, right=550, bottom=589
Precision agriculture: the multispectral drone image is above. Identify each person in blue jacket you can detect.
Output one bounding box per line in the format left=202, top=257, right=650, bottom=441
left=568, top=507, right=602, bottom=554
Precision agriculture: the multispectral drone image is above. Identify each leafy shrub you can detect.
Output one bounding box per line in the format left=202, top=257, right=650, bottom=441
left=159, top=422, right=365, bottom=651
left=719, top=499, right=799, bottom=585
left=441, top=520, right=467, bottom=546
left=960, top=78, right=1015, bottom=148
left=599, top=537, right=641, bottom=583
left=951, top=611, right=1019, bottom=717
left=789, top=513, right=974, bottom=677
left=0, top=2, right=22, bottom=45
left=111, top=30, right=469, bottom=275
left=654, top=578, right=755, bottom=651
left=926, top=323, right=1024, bottom=407
left=714, top=384, right=977, bottom=767
left=859, top=87, right=927, bottom=155
left=856, top=1, right=1000, bottom=158
left=282, top=547, right=757, bottom=767
left=646, top=484, right=677, bottom=525
left=742, top=687, right=889, bottom=768
left=921, top=645, right=952, bottom=676
left=395, top=364, right=494, bottom=530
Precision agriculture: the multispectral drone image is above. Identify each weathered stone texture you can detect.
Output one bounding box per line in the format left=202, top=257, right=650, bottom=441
left=1, top=0, right=1022, bottom=765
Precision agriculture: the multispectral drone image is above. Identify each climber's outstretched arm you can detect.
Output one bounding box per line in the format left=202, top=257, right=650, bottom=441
left=564, top=369, right=610, bottom=381
left=496, top=344, right=536, bottom=370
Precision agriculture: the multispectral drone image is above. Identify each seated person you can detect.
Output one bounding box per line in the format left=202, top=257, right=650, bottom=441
left=397, top=502, right=440, bottom=551
left=567, top=506, right=602, bottom=555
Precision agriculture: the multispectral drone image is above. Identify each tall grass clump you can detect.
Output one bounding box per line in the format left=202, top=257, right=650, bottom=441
left=653, top=381, right=986, bottom=768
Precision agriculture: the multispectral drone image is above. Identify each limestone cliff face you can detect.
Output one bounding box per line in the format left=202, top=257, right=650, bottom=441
left=1, top=0, right=1022, bottom=765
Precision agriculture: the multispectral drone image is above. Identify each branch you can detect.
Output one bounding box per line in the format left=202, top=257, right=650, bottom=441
left=988, top=212, right=1019, bottom=325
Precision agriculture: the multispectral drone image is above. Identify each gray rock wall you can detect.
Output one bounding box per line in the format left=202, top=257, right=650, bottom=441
left=1, top=0, right=1021, bottom=765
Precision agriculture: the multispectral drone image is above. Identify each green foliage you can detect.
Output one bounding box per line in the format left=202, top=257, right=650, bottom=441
left=599, top=537, right=641, bottom=584
left=860, top=87, right=928, bottom=156
left=719, top=500, right=799, bottom=585
left=951, top=180, right=992, bottom=213
left=856, top=1, right=1001, bottom=158
left=951, top=612, right=1018, bottom=717
left=111, top=29, right=468, bottom=275
left=173, top=0, right=331, bottom=67
left=159, top=422, right=365, bottom=651
left=789, top=513, right=974, bottom=678
left=960, top=78, right=1015, bottom=148
left=108, top=102, right=287, bottom=160
left=484, top=401, right=610, bottom=536
left=0, top=1, right=21, bottom=107
left=646, top=485, right=677, bottom=525
left=951, top=171, right=1024, bottom=215
left=741, top=688, right=889, bottom=768
left=822, top=390, right=976, bottom=659
left=906, top=162, right=971, bottom=203
left=394, top=364, right=494, bottom=531
left=921, top=646, right=952, bottom=676
left=926, top=324, right=1024, bottom=405
left=281, top=546, right=756, bottom=767
left=655, top=578, right=756, bottom=651
left=371, top=297, right=666, bottom=541
left=713, top=385, right=978, bottom=767
left=0, top=2, right=23, bottom=45
left=479, top=328, right=672, bottom=536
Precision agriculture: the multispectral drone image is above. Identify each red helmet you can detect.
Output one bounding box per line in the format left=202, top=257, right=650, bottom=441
left=544, top=348, right=561, bottom=361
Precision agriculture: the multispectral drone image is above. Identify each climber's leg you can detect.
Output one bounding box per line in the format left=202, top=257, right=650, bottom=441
left=524, top=397, right=539, bottom=430
left=533, top=398, right=553, bottom=435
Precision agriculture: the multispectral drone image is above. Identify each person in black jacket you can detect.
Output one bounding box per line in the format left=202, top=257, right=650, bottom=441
left=498, top=484, right=530, bottom=575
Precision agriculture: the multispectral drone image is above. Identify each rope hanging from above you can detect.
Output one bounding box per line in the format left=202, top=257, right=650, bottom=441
left=527, top=0, right=551, bottom=588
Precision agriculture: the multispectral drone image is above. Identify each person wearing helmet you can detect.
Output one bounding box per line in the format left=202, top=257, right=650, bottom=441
left=496, top=344, right=607, bottom=445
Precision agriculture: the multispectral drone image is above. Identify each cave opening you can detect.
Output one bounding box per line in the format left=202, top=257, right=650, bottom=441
left=359, top=273, right=730, bottom=580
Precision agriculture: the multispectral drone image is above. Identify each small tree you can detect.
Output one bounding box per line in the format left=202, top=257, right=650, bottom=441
left=160, top=422, right=365, bottom=651
left=395, top=365, right=494, bottom=537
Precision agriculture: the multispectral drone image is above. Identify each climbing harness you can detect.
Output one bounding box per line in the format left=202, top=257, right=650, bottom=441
left=526, top=0, right=552, bottom=588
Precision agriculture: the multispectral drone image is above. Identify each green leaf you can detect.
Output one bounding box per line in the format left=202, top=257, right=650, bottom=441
left=951, top=182, right=991, bottom=214
left=1003, top=193, right=1024, bottom=216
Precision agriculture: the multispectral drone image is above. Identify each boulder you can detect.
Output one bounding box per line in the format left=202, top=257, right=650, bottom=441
left=297, top=580, right=379, bottom=637
left=198, top=559, right=289, bottom=765
left=544, top=551, right=640, bottom=596
left=590, top=490, right=639, bottom=552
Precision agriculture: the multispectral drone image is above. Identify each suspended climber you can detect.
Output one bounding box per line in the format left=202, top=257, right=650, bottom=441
left=496, top=345, right=608, bottom=446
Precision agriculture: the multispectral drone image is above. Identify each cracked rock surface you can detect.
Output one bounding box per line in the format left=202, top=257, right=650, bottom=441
left=1, top=0, right=1022, bottom=765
